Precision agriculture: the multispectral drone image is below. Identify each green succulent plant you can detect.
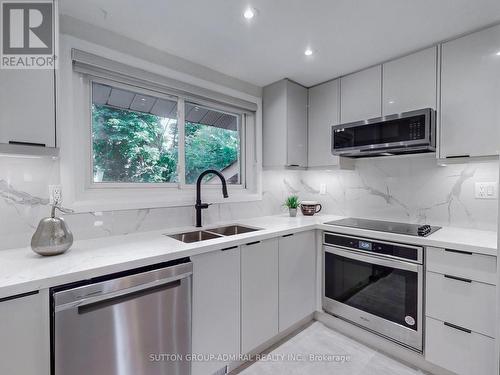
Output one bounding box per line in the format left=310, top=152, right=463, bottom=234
left=284, top=195, right=300, bottom=209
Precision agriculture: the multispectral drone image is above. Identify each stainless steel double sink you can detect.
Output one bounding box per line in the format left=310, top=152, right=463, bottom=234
left=166, top=225, right=261, bottom=243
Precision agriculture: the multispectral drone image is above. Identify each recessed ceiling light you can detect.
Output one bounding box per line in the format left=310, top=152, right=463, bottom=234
left=243, top=7, right=255, bottom=19
left=304, top=48, right=313, bottom=56
left=496, top=51, right=500, bottom=56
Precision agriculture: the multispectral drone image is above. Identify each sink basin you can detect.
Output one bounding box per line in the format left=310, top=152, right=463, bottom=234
left=166, top=225, right=261, bottom=243
left=206, top=225, right=261, bottom=236
left=166, top=230, right=222, bottom=243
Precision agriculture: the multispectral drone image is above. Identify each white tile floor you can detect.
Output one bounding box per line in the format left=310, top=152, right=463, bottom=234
left=237, top=322, right=425, bottom=375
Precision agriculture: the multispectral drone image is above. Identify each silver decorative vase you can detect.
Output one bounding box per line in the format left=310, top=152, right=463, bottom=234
left=289, top=208, right=297, bottom=217
left=31, top=204, right=73, bottom=256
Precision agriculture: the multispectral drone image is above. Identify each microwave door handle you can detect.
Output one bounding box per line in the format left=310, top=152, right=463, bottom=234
left=324, top=245, right=420, bottom=273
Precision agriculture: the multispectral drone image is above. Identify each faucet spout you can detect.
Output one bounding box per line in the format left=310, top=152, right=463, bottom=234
left=195, top=169, right=229, bottom=227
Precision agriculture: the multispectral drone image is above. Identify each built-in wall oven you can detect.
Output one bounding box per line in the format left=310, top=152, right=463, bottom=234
left=323, top=232, right=423, bottom=352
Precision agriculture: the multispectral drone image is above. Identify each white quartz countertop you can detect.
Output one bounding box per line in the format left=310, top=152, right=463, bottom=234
left=0, top=214, right=496, bottom=299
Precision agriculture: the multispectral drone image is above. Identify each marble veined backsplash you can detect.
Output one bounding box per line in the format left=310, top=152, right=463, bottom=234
left=0, top=154, right=498, bottom=250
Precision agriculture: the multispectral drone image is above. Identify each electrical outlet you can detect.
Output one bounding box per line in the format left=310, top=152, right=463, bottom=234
left=319, top=184, right=327, bottom=195
left=474, top=182, right=497, bottom=199
left=49, top=185, right=62, bottom=204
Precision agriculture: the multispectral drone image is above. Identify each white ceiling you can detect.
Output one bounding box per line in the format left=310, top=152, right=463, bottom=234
left=61, top=0, right=500, bottom=87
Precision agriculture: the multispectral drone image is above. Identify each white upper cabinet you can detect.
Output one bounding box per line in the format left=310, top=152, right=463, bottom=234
left=340, top=65, right=382, bottom=123
left=308, top=79, right=340, bottom=167
left=263, top=79, right=308, bottom=167
left=382, top=47, right=438, bottom=115
left=0, top=69, right=56, bottom=148
left=440, top=24, right=500, bottom=158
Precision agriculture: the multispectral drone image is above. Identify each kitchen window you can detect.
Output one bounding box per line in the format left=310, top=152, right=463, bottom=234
left=90, top=81, right=244, bottom=187
left=63, top=48, right=260, bottom=211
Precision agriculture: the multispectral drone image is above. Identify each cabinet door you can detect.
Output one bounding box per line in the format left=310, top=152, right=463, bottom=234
left=286, top=80, right=308, bottom=167
left=278, top=231, right=316, bottom=332
left=0, top=291, right=50, bottom=375
left=425, top=317, right=496, bottom=375
left=191, top=248, right=240, bottom=375
left=383, top=47, right=437, bottom=115
left=241, top=239, right=279, bottom=353
left=0, top=67, right=55, bottom=147
left=440, top=24, right=500, bottom=158
left=308, top=80, right=340, bottom=167
left=263, top=80, right=287, bottom=167
left=340, top=65, right=382, bottom=123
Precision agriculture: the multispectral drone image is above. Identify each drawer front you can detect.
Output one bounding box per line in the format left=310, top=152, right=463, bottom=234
left=425, top=317, right=496, bottom=375
left=426, top=271, right=496, bottom=337
left=426, top=247, right=496, bottom=285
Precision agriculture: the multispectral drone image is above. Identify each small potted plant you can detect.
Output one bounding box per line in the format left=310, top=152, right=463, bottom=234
left=284, top=195, right=300, bottom=217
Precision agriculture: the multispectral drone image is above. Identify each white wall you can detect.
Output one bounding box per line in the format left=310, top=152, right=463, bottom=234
left=0, top=154, right=497, bottom=250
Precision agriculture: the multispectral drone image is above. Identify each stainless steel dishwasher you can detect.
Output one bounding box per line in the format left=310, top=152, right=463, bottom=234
left=52, top=259, right=192, bottom=375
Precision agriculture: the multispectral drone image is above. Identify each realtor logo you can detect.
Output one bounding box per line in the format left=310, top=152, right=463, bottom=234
left=1, top=1, right=56, bottom=68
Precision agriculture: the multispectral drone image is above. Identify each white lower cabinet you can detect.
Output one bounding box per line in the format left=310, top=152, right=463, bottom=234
left=426, top=246, right=497, bottom=285
left=191, top=247, right=241, bottom=375
left=241, top=239, right=279, bottom=353
left=426, top=271, right=496, bottom=337
left=425, top=247, right=498, bottom=375
left=278, top=231, right=316, bottom=332
left=0, top=291, right=50, bottom=375
left=425, top=317, right=496, bottom=375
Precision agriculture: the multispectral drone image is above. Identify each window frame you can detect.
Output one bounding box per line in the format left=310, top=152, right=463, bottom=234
left=181, top=99, right=245, bottom=188
left=87, top=76, right=246, bottom=190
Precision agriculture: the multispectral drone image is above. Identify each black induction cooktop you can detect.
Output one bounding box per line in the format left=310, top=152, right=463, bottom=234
left=324, top=218, right=441, bottom=237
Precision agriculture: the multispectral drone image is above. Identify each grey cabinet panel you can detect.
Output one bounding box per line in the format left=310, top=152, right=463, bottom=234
left=191, top=248, right=241, bottom=375
left=241, top=239, right=279, bottom=353
left=278, top=231, right=316, bottom=332
left=440, top=24, right=500, bottom=158
left=382, top=47, right=437, bottom=115
left=340, top=65, right=382, bottom=123
left=263, top=79, right=307, bottom=167
left=0, top=291, right=50, bottom=375
left=0, top=69, right=56, bottom=147
left=308, top=80, right=340, bottom=167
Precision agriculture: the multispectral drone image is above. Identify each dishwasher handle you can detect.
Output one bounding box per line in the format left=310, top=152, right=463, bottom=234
left=78, top=279, right=181, bottom=314
left=74, top=275, right=186, bottom=313
left=54, top=263, right=192, bottom=313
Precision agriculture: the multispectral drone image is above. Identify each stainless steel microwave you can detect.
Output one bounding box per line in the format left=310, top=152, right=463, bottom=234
left=331, top=108, right=436, bottom=157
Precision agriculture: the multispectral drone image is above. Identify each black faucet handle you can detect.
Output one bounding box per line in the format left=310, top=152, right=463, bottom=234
left=196, top=203, right=210, bottom=209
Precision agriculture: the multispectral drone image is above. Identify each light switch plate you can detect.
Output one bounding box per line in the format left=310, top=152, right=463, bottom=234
left=319, top=184, right=327, bottom=195
left=474, top=182, right=498, bottom=199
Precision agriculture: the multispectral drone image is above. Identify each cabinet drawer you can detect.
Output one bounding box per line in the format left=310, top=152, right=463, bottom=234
left=426, top=271, right=495, bottom=337
left=426, top=247, right=496, bottom=285
left=425, top=317, right=496, bottom=375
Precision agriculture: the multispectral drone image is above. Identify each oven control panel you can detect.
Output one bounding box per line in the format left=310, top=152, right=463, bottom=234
left=324, top=232, right=422, bottom=263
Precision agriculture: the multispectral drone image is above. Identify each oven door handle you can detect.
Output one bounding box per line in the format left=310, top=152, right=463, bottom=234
left=324, top=245, right=421, bottom=273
